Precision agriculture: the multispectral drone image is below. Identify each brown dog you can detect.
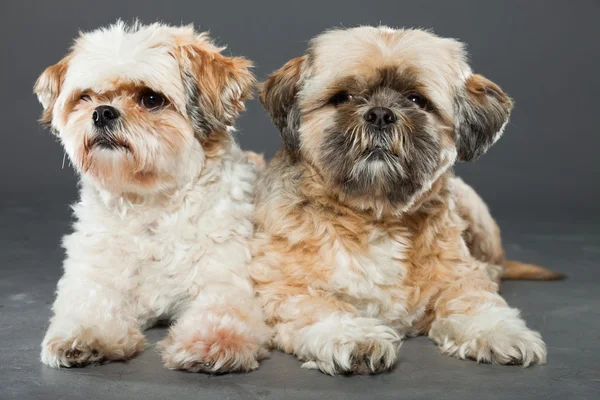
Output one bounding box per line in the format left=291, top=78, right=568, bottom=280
left=249, top=26, right=562, bottom=375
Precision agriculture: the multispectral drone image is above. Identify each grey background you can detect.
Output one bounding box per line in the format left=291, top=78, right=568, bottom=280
left=1, top=1, right=599, bottom=400
left=1, top=0, right=599, bottom=222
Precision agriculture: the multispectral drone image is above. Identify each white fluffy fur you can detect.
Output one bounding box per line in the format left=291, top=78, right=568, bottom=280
left=285, top=314, right=401, bottom=375
left=37, top=22, right=270, bottom=372
left=57, top=21, right=190, bottom=116
left=40, top=145, right=270, bottom=370
left=430, top=305, right=546, bottom=366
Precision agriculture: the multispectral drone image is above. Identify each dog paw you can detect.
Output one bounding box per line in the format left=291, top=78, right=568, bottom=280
left=432, top=308, right=547, bottom=367
left=301, top=336, right=399, bottom=375
left=298, top=320, right=401, bottom=375
left=160, top=322, right=268, bottom=374
left=41, top=327, right=145, bottom=368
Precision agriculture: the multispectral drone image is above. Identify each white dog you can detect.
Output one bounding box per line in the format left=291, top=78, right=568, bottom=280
left=34, top=21, right=270, bottom=373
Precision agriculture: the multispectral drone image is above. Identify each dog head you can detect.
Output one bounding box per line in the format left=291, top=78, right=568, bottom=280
left=34, top=21, right=254, bottom=194
left=260, top=26, right=512, bottom=211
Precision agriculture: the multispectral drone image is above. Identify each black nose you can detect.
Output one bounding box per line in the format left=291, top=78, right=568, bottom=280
left=364, top=107, right=397, bottom=127
left=92, top=105, right=120, bottom=128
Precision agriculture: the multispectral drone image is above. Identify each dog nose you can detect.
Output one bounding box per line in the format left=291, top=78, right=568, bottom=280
left=92, top=105, right=120, bottom=128
left=364, top=107, right=397, bottom=127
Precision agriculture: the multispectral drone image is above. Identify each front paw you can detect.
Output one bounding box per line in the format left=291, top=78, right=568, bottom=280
left=432, top=307, right=547, bottom=367
left=298, top=318, right=401, bottom=375
left=41, top=326, right=145, bottom=368
left=159, top=317, right=269, bottom=374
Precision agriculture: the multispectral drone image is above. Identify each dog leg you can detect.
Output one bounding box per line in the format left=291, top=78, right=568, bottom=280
left=262, top=292, right=401, bottom=375
left=41, top=277, right=144, bottom=368
left=159, top=283, right=271, bottom=374
left=451, top=176, right=564, bottom=281
left=450, top=176, right=505, bottom=285
left=428, top=271, right=546, bottom=366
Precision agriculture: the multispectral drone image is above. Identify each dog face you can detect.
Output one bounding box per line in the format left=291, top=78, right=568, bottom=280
left=34, top=22, right=254, bottom=194
left=261, top=27, right=512, bottom=209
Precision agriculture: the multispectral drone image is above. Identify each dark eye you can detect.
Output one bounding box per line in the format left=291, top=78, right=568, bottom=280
left=80, top=94, right=91, bottom=102
left=140, top=90, right=166, bottom=110
left=329, top=91, right=352, bottom=106
left=407, top=93, right=429, bottom=109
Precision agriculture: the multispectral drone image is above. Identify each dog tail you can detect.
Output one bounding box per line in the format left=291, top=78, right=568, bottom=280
left=502, top=259, right=565, bottom=280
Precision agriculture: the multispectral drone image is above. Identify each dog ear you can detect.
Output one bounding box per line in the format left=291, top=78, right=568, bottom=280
left=454, top=74, right=513, bottom=162
left=34, top=55, right=71, bottom=128
left=176, top=33, right=255, bottom=137
left=260, top=56, right=306, bottom=159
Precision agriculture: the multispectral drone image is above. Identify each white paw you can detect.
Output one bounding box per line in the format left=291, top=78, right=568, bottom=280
left=41, top=326, right=145, bottom=368
left=160, top=314, right=269, bottom=374
left=293, top=316, right=402, bottom=375
left=431, top=307, right=547, bottom=367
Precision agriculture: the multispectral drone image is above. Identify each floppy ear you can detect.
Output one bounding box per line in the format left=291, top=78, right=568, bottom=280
left=176, top=35, right=255, bottom=137
left=260, top=56, right=306, bottom=159
left=33, top=55, right=71, bottom=128
left=454, top=74, right=513, bottom=162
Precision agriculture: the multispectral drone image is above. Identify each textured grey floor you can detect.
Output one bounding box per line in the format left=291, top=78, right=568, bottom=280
left=1, top=197, right=599, bottom=400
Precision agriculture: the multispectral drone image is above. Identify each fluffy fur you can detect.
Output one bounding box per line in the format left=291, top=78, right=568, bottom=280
left=250, top=26, right=556, bottom=375
left=35, top=21, right=270, bottom=372
left=451, top=177, right=564, bottom=282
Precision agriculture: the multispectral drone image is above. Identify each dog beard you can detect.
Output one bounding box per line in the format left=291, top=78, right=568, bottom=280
left=60, top=103, right=192, bottom=193
left=319, top=108, right=442, bottom=204
left=85, top=122, right=130, bottom=152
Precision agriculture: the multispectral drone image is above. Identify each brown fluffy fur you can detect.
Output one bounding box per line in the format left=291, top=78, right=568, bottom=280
left=451, top=177, right=564, bottom=281
left=250, top=26, right=553, bottom=375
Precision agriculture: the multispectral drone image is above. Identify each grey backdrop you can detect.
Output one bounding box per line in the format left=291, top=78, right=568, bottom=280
left=1, top=0, right=598, bottom=223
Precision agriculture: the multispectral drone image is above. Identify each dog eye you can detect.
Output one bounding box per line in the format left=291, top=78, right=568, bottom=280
left=329, top=91, right=352, bottom=106
left=140, top=90, right=166, bottom=110
left=407, top=93, right=429, bottom=109
left=80, top=94, right=91, bottom=102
